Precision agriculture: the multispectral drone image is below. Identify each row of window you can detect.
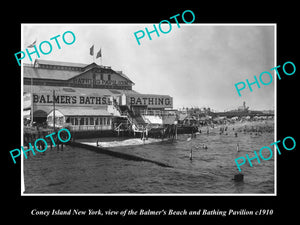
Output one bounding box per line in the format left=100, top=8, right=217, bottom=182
left=66, top=116, right=112, bottom=126
left=23, top=78, right=133, bottom=90
left=93, top=73, right=111, bottom=80
left=40, top=64, right=83, bottom=71
left=39, top=64, right=112, bottom=72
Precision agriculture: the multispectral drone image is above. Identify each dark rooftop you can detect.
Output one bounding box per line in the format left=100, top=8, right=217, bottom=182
left=23, top=59, right=134, bottom=84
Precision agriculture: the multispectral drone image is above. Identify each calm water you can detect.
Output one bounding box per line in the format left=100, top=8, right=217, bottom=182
left=24, top=124, right=275, bottom=194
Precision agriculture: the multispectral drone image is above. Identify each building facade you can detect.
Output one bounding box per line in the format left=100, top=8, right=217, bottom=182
left=23, top=59, right=174, bottom=132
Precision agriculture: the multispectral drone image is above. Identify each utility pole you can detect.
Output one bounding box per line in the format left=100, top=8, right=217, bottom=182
left=53, top=90, right=56, bottom=132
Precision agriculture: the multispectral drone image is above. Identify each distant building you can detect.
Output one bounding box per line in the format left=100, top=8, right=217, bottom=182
left=237, top=101, right=249, bottom=112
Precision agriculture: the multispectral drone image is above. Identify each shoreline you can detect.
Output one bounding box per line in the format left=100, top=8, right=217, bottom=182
left=77, top=119, right=274, bottom=148
left=198, top=120, right=274, bottom=133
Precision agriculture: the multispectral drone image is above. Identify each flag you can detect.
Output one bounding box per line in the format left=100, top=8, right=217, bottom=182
left=27, top=40, right=36, bottom=48
left=90, top=45, right=94, bottom=56
left=96, top=48, right=102, bottom=58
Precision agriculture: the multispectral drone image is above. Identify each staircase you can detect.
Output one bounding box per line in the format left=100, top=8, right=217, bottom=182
left=126, top=111, right=148, bottom=133
left=112, top=100, right=150, bottom=133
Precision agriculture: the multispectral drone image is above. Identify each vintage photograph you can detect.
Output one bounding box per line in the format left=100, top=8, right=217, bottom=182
left=21, top=24, right=275, bottom=195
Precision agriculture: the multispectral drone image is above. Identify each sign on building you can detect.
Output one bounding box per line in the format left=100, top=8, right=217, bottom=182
left=124, top=94, right=173, bottom=108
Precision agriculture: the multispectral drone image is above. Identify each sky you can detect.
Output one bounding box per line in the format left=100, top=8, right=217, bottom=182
left=22, top=24, right=275, bottom=111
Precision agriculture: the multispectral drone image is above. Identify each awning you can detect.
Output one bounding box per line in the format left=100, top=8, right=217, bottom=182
left=48, top=107, right=112, bottom=117
left=23, top=85, right=139, bottom=97
left=33, top=110, right=47, bottom=118
left=23, top=93, right=31, bottom=109
left=23, top=109, right=30, bottom=118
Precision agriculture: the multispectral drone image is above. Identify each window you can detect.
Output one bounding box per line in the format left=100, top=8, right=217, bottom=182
left=85, top=117, right=89, bottom=125
left=75, top=118, right=78, bottom=125
left=100, top=117, right=103, bottom=125
left=90, top=117, right=94, bottom=125
left=95, top=118, right=99, bottom=125
left=108, top=74, right=111, bottom=81
left=100, top=74, right=103, bottom=80
left=80, top=117, right=84, bottom=125
left=103, top=117, right=106, bottom=125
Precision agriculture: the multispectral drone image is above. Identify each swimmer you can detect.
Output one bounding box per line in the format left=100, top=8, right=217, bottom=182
left=201, top=144, right=208, bottom=150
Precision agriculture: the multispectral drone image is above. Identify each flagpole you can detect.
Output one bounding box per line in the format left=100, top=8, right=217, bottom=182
left=93, top=44, right=95, bottom=63
left=100, top=47, right=102, bottom=66
left=95, top=47, right=102, bottom=65
left=53, top=90, right=56, bottom=132
left=90, top=44, right=95, bottom=63
left=27, top=40, right=37, bottom=67
left=29, top=40, right=36, bottom=126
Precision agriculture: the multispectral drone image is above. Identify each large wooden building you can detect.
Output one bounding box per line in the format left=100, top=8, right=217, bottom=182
left=23, top=59, right=174, bottom=132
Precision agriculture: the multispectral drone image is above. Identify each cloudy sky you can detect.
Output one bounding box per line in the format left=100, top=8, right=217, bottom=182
left=22, top=24, right=275, bottom=111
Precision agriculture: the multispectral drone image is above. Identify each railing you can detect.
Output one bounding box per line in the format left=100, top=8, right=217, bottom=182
left=140, top=109, right=177, bottom=116
left=69, top=125, right=112, bottom=131
left=140, top=109, right=162, bottom=116
left=114, top=123, right=130, bottom=131
left=120, top=112, right=128, bottom=117
left=110, top=100, right=152, bottom=133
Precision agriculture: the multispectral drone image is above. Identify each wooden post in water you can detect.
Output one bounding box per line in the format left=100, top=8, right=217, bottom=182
left=189, top=147, right=193, bottom=161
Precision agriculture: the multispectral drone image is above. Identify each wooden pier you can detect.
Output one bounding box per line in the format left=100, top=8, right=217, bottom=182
left=69, top=141, right=173, bottom=168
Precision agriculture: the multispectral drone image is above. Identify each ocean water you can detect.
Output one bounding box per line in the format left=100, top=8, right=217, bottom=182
left=23, top=124, right=275, bottom=194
